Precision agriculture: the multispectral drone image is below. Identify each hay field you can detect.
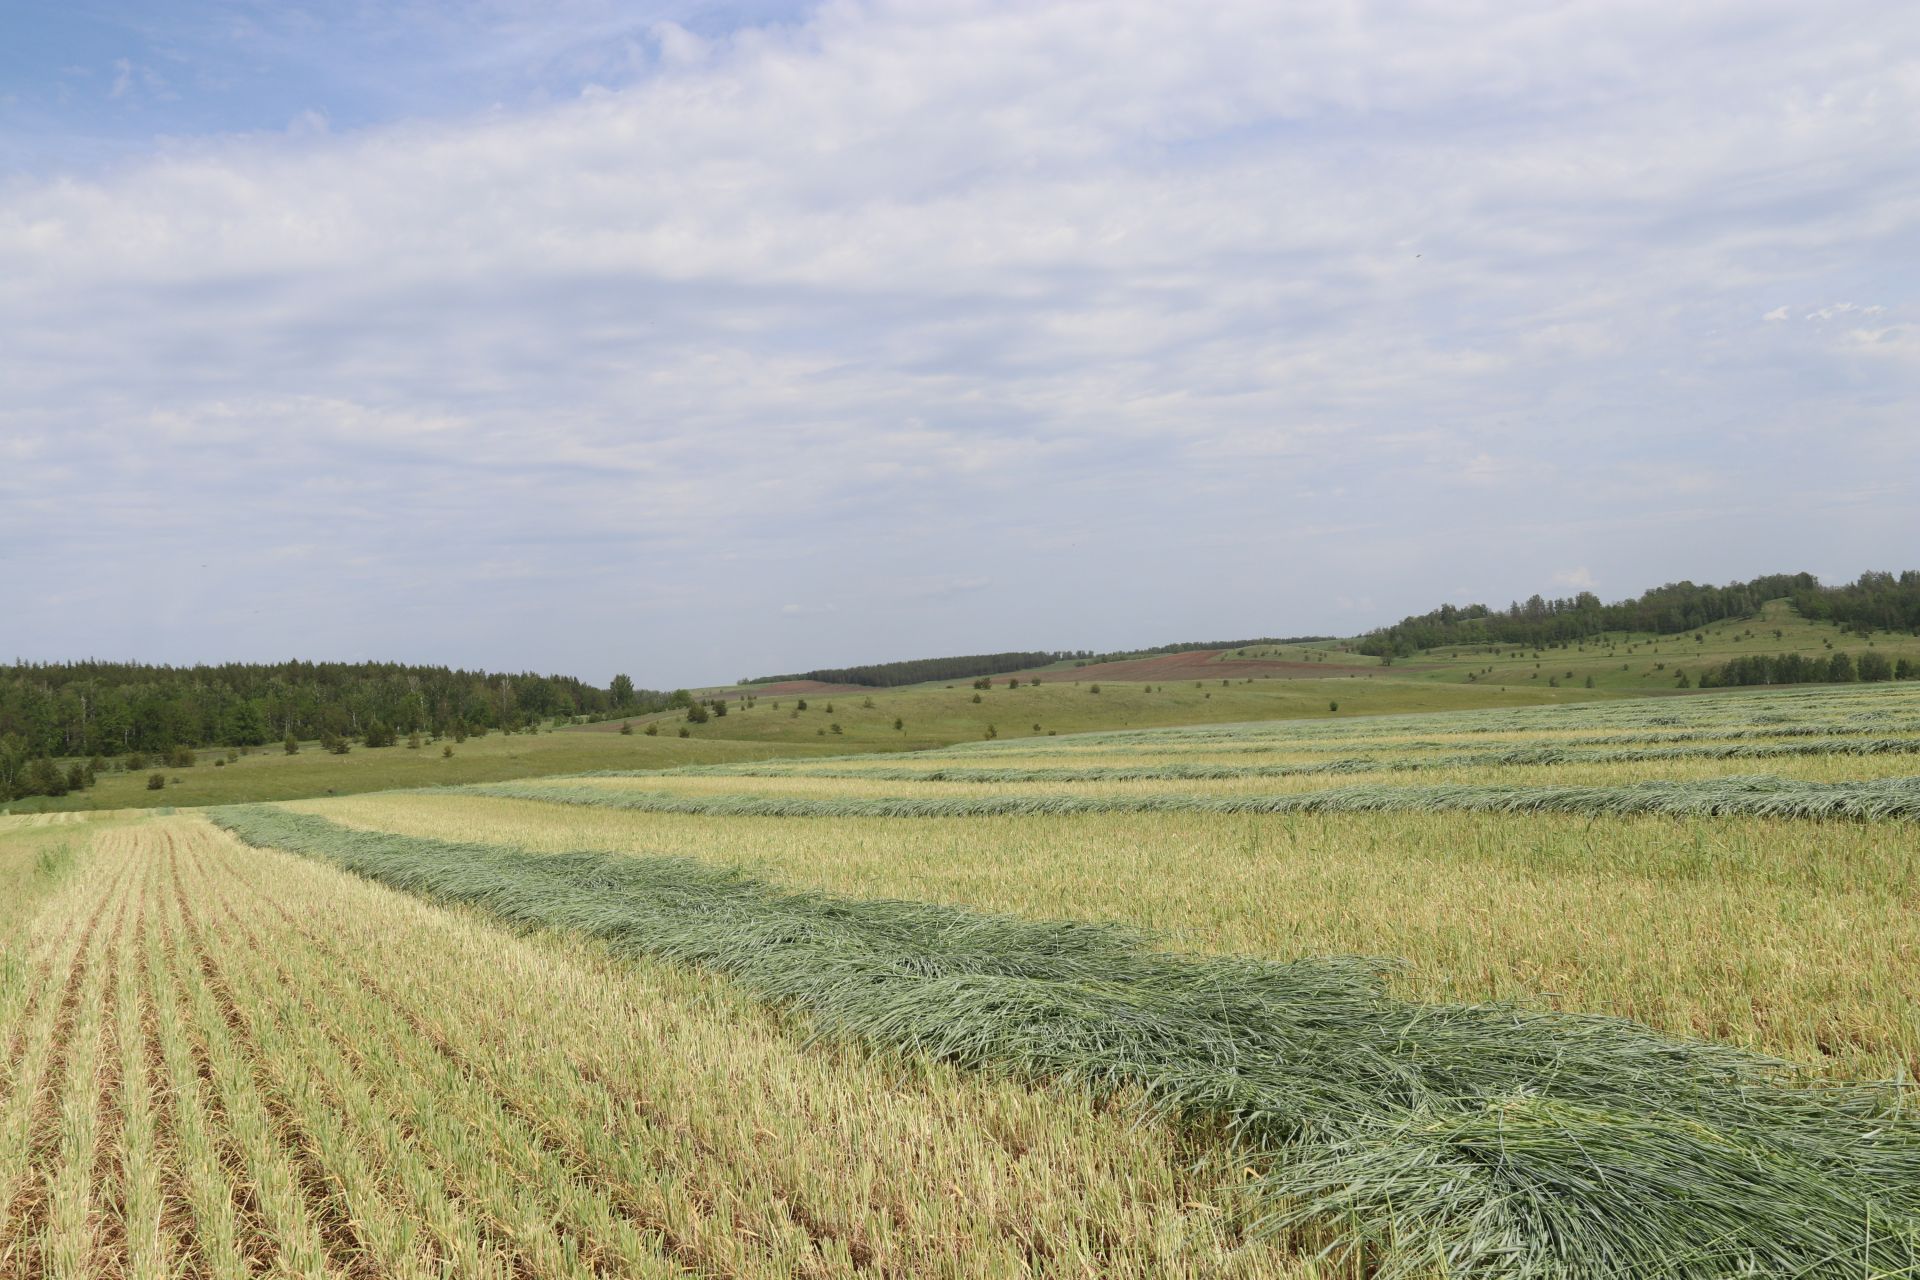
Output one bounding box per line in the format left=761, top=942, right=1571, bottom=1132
left=7, top=682, right=1919, bottom=1276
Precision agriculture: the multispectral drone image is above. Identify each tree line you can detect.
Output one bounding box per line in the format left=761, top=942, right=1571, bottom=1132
left=1356, top=571, right=1918, bottom=657
left=0, top=659, right=664, bottom=764
left=1697, top=650, right=1914, bottom=688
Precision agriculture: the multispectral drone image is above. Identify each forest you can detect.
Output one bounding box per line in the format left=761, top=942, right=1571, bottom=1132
left=1356, top=571, right=1920, bottom=656
left=0, top=659, right=659, bottom=765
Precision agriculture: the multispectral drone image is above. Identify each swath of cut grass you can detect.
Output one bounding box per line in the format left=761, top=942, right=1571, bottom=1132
left=609, top=734, right=1920, bottom=784
left=460, top=772, right=1920, bottom=822
left=211, top=804, right=1920, bottom=1280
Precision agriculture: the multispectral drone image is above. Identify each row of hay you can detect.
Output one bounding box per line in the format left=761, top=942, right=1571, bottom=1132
left=212, top=805, right=1920, bottom=1278
left=949, top=686, right=1920, bottom=752
left=601, top=736, right=1920, bottom=785
left=1037, top=721, right=1920, bottom=757
left=463, top=773, right=1920, bottom=822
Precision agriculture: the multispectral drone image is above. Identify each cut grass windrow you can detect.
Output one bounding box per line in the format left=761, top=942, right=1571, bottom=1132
left=211, top=805, right=1920, bottom=1280
left=616, top=735, right=1920, bottom=784
left=461, top=772, right=1920, bottom=822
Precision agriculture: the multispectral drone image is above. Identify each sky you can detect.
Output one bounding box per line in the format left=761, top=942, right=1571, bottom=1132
left=2, top=1, right=1916, bottom=687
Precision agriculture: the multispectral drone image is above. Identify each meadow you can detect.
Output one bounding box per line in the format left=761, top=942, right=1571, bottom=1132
left=3, top=679, right=1918, bottom=1275
left=0, top=729, right=849, bottom=815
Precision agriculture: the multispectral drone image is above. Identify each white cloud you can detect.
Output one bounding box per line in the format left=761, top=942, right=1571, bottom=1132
left=1552, top=567, right=1598, bottom=591
left=2, top=0, right=1917, bottom=681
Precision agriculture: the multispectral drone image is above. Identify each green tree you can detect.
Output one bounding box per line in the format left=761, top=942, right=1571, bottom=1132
left=147, top=772, right=166, bottom=790
left=610, top=673, right=635, bottom=706
left=644, top=724, right=659, bottom=736
left=0, top=734, right=26, bottom=800
left=407, top=729, right=424, bottom=749
left=619, top=722, right=633, bottom=735
left=686, top=702, right=710, bottom=724
left=1827, top=652, right=1857, bottom=682
left=1857, top=651, right=1894, bottom=682
left=22, top=757, right=66, bottom=797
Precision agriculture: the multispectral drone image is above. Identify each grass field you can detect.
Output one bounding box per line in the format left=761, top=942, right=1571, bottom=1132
left=582, top=675, right=1611, bottom=752
left=19, top=601, right=1915, bottom=819
left=0, top=730, right=852, bottom=816
left=1281, top=598, right=1920, bottom=694
left=6, top=680, right=1919, bottom=1275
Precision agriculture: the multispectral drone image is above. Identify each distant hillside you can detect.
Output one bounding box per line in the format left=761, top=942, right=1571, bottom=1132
left=1356, top=571, right=1920, bottom=657
left=743, top=652, right=1073, bottom=689
left=0, top=659, right=663, bottom=766
left=743, top=636, right=1332, bottom=689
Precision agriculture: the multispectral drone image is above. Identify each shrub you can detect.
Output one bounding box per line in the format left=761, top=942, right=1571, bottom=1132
left=796, top=699, right=809, bottom=711
left=678, top=727, right=690, bottom=738
left=686, top=703, right=709, bottom=724
left=1089, top=684, right=1101, bottom=694
left=146, top=772, right=166, bottom=790
left=442, top=744, right=455, bottom=758
left=1329, top=701, right=1338, bottom=712
left=830, top=723, right=843, bottom=735
left=18, top=758, right=64, bottom=797
left=126, top=751, right=148, bottom=771
left=619, top=722, right=633, bottom=735
left=893, top=717, right=904, bottom=731
left=407, top=730, right=423, bottom=749
left=972, top=693, right=983, bottom=704
left=645, top=724, right=659, bottom=736
left=167, top=745, right=196, bottom=769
